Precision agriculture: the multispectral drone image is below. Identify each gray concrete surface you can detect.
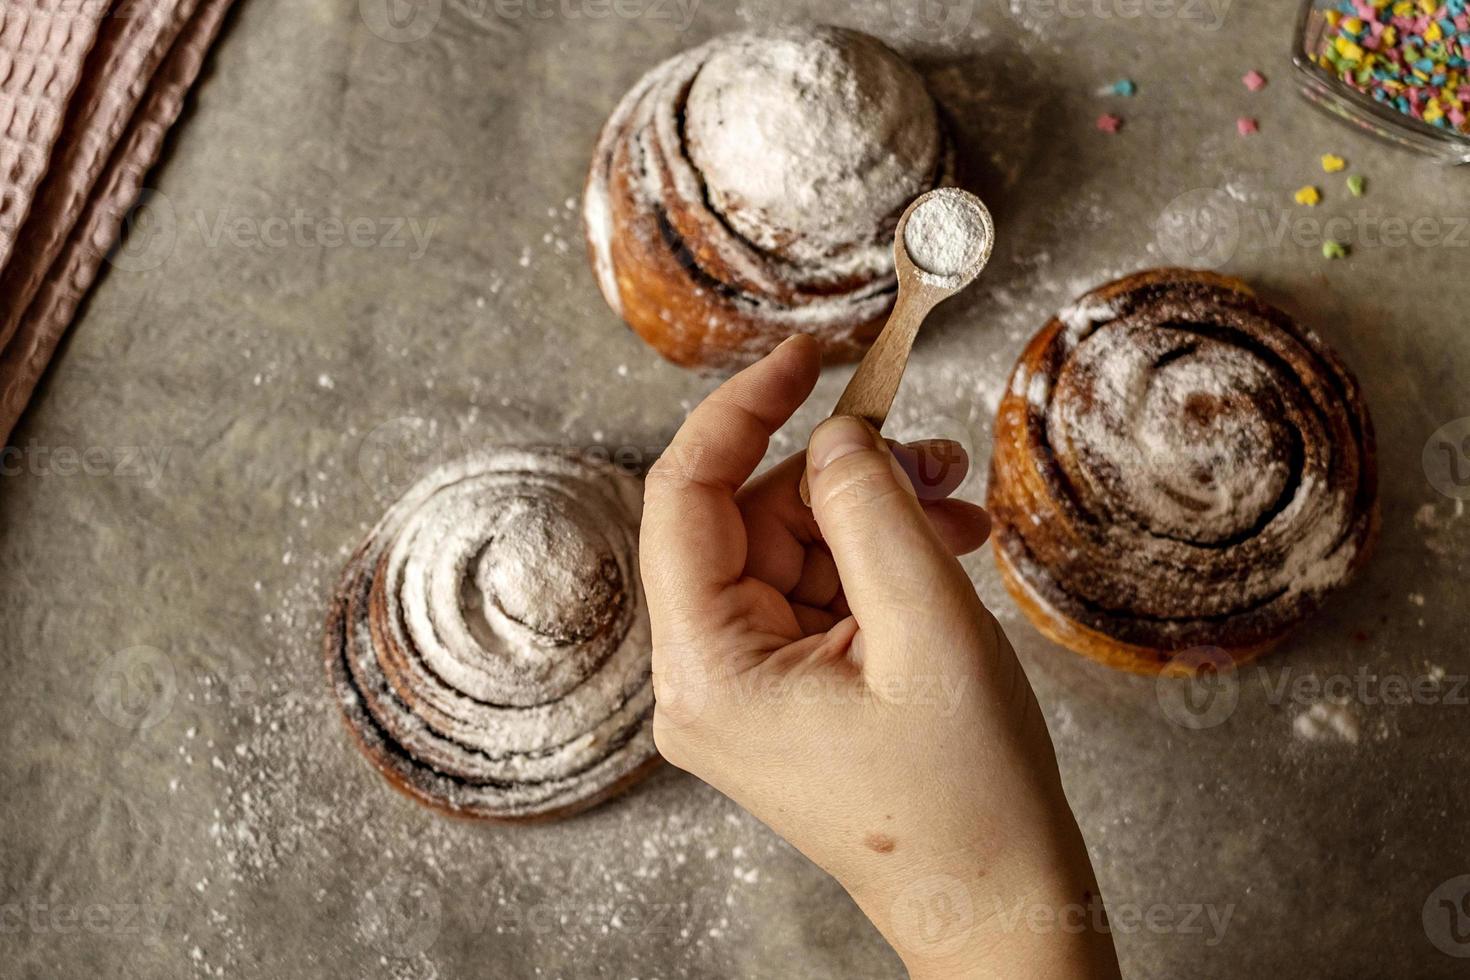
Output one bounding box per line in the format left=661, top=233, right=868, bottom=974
left=2, top=0, right=1468, bottom=977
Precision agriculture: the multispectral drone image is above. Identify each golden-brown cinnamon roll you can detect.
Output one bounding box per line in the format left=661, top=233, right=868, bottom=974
left=583, top=25, right=955, bottom=371
left=987, top=269, right=1379, bottom=674
left=324, top=449, right=659, bottom=821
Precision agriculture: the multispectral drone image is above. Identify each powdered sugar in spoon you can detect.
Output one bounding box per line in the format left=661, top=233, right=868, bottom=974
left=800, top=187, right=994, bottom=505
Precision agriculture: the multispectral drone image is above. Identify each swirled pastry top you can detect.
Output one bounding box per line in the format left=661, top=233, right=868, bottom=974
left=988, top=271, right=1378, bottom=654
left=683, top=26, right=942, bottom=267
left=584, top=24, right=951, bottom=342
left=324, top=449, right=657, bottom=821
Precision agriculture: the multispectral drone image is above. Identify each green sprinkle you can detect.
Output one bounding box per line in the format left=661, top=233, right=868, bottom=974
left=1322, top=240, right=1349, bottom=260
left=1346, top=175, right=1366, bottom=197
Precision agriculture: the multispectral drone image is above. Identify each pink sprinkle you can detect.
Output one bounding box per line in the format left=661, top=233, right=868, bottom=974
left=1237, top=117, right=1259, bottom=136
left=1096, top=113, right=1123, bottom=134
left=1243, top=70, right=1268, bottom=92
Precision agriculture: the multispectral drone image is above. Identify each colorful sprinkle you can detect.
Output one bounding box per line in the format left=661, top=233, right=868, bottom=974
left=1321, top=153, right=1347, bottom=172
left=1098, top=78, right=1137, bottom=96
left=1322, top=240, right=1349, bottom=259
left=1346, top=174, right=1367, bottom=196
left=1295, top=185, right=1322, bottom=206
left=1311, top=0, right=1470, bottom=137
left=1237, top=116, right=1259, bottom=135
left=1243, top=70, right=1268, bottom=91
left=1096, top=113, right=1123, bottom=134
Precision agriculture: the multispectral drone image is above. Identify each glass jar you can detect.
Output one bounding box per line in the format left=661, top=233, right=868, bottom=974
left=1293, top=0, right=1470, bottom=165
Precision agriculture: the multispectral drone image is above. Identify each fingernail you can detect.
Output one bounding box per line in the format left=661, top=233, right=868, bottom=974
left=809, top=416, right=876, bottom=472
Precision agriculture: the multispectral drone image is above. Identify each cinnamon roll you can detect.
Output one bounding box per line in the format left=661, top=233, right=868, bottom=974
left=987, top=269, right=1379, bottom=674
left=324, top=449, right=659, bottom=821
left=584, top=25, right=955, bottom=371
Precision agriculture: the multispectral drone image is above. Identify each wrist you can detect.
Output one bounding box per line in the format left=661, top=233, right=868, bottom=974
left=843, top=838, right=1120, bottom=980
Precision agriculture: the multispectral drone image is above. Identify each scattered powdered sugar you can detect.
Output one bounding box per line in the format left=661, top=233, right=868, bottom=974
left=1293, top=700, right=1361, bottom=744
left=1026, top=371, right=1050, bottom=409
left=1057, top=297, right=1119, bottom=349
left=902, top=189, right=992, bottom=281
left=1414, top=498, right=1467, bottom=560
left=1009, top=363, right=1029, bottom=397
left=582, top=176, right=620, bottom=314
left=174, top=425, right=787, bottom=976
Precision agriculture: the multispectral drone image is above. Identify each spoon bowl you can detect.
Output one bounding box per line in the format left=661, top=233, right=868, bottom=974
left=800, top=188, right=993, bottom=506
left=895, top=187, right=995, bottom=296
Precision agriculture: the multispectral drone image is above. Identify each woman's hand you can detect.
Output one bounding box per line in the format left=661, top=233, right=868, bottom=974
left=640, top=335, right=1119, bottom=979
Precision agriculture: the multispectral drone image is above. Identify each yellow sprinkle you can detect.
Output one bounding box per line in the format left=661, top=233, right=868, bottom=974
left=1326, top=9, right=1342, bottom=25
left=1295, top=186, right=1321, bottom=207
left=1335, top=37, right=1365, bottom=61
left=1426, top=21, right=1443, bottom=42
left=1419, top=0, right=1436, bottom=13
left=1424, top=102, right=1445, bottom=123
left=1321, top=154, right=1347, bottom=172
left=1343, top=16, right=1363, bottom=32
left=1383, top=25, right=1397, bottom=46
left=1393, top=1, right=1412, bottom=15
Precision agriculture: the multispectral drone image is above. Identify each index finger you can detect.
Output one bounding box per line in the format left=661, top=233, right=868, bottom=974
left=640, top=335, right=821, bottom=617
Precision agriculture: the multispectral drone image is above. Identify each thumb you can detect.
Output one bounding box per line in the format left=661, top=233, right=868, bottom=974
left=805, top=416, right=985, bottom=676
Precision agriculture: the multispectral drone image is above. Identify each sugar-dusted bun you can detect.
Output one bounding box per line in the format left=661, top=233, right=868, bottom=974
left=684, top=28, right=941, bottom=266
left=987, top=269, right=1380, bottom=675
left=584, top=25, right=954, bottom=371
left=324, top=449, right=659, bottom=821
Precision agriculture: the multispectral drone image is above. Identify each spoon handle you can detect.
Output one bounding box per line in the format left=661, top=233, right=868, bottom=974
left=829, top=287, right=941, bottom=428
left=799, top=286, right=943, bottom=505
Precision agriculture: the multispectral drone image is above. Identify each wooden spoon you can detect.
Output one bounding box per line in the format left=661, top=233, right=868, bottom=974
left=800, top=188, right=994, bottom=506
